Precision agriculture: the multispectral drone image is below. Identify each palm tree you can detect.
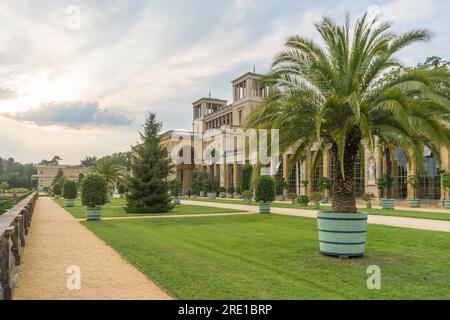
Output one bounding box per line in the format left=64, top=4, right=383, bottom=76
left=247, top=13, right=450, bottom=213
left=93, top=157, right=125, bottom=190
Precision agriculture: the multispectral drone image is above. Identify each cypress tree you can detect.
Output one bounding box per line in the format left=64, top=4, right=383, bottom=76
left=125, top=112, right=173, bottom=213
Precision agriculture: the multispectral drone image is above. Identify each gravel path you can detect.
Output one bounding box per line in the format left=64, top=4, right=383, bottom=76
left=13, top=197, right=172, bottom=300
left=181, top=200, right=450, bottom=233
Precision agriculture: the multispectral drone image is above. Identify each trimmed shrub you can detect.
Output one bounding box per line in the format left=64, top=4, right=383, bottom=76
left=275, top=176, right=287, bottom=195
left=309, top=191, right=322, bottom=203
left=168, top=180, right=183, bottom=197
left=240, top=164, right=253, bottom=191
left=297, top=195, right=309, bottom=206
left=53, top=183, right=62, bottom=196
left=118, top=184, right=126, bottom=195
left=81, top=174, right=108, bottom=208
left=255, top=176, right=275, bottom=203
left=63, top=180, right=78, bottom=199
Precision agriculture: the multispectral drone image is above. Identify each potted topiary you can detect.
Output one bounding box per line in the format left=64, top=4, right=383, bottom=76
left=442, top=171, right=450, bottom=209
left=236, top=185, right=243, bottom=199
left=118, top=184, right=126, bottom=198
left=317, top=177, right=331, bottom=202
left=407, top=175, right=420, bottom=208
left=377, top=173, right=395, bottom=209
left=243, top=190, right=253, bottom=204
left=297, top=195, right=309, bottom=206
left=81, top=173, right=108, bottom=221
left=207, top=175, right=219, bottom=199
left=169, top=179, right=183, bottom=205
left=63, top=180, right=78, bottom=207
left=275, top=176, right=287, bottom=201
left=255, top=175, right=275, bottom=213
left=218, top=186, right=226, bottom=198
left=288, top=193, right=297, bottom=204
left=310, top=192, right=322, bottom=209
left=53, top=183, right=62, bottom=199
left=227, top=186, right=235, bottom=198
left=363, top=192, right=375, bottom=209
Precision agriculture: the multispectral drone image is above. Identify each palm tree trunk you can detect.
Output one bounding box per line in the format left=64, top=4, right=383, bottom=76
left=331, top=143, right=358, bottom=213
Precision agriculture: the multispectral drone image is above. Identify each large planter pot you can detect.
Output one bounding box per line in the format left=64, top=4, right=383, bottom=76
left=199, top=191, right=206, bottom=197
left=313, top=202, right=320, bottom=210
left=379, top=198, right=395, bottom=209
left=259, top=202, right=270, bottom=214
left=66, top=199, right=75, bottom=207
left=227, top=193, right=233, bottom=199
left=317, top=212, right=368, bottom=258
left=236, top=194, right=242, bottom=199
left=244, top=198, right=252, bottom=205
left=219, top=194, right=225, bottom=198
left=86, top=206, right=102, bottom=221
left=444, top=199, right=450, bottom=209
left=276, top=195, right=285, bottom=201
left=173, top=196, right=181, bottom=205
left=107, top=192, right=112, bottom=203
left=54, top=195, right=60, bottom=199
left=207, top=192, right=216, bottom=199
left=290, top=198, right=296, bottom=205
left=366, top=203, right=372, bottom=209
left=408, top=199, right=420, bottom=208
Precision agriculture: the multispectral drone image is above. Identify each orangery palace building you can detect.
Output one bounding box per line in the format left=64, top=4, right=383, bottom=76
left=159, top=71, right=449, bottom=206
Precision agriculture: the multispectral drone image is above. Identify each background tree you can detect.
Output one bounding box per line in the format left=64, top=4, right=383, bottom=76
left=125, top=112, right=173, bottom=213
left=93, top=157, right=124, bottom=191
left=52, top=168, right=65, bottom=187
left=39, top=155, right=62, bottom=165
left=80, top=156, right=97, bottom=167
left=247, top=13, right=450, bottom=213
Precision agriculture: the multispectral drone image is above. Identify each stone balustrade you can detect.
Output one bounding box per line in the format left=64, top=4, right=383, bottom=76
left=0, top=193, right=37, bottom=300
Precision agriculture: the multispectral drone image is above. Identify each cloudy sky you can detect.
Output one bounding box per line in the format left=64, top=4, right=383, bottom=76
left=0, top=0, right=448, bottom=164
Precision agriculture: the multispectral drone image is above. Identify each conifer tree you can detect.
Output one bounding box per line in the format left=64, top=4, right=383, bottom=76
left=125, top=112, right=173, bottom=213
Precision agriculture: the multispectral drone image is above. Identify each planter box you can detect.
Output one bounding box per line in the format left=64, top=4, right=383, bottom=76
left=366, top=203, right=372, bottom=209
left=66, top=199, right=75, bottom=207
left=173, top=196, right=181, bottom=205
left=207, top=192, right=216, bottom=199
left=219, top=194, right=225, bottom=198
left=379, top=198, right=395, bottom=209
left=54, top=195, right=60, bottom=199
left=276, top=195, right=285, bottom=201
left=408, top=199, right=420, bottom=208
left=86, top=207, right=102, bottom=221
left=313, top=202, right=320, bottom=210
left=259, top=202, right=270, bottom=214
left=444, top=200, right=450, bottom=209
left=290, top=198, right=296, bottom=205
left=226, top=193, right=233, bottom=199
left=243, top=198, right=252, bottom=204
left=199, top=191, right=206, bottom=197
left=317, top=212, right=368, bottom=258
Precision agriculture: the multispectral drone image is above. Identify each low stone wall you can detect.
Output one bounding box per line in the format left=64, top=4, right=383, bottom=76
left=0, top=193, right=37, bottom=300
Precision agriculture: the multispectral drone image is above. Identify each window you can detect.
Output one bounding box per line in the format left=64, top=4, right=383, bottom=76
left=418, top=147, right=441, bottom=199
left=393, top=148, right=407, bottom=199
left=312, top=155, right=323, bottom=192
left=287, top=156, right=297, bottom=193
left=193, top=105, right=201, bottom=119
left=238, top=110, right=243, bottom=125
left=228, top=165, right=234, bottom=187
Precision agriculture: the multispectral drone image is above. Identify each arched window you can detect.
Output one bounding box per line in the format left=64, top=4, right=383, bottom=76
left=418, top=147, right=441, bottom=199
left=393, top=148, right=408, bottom=199
left=312, top=153, right=323, bottom=192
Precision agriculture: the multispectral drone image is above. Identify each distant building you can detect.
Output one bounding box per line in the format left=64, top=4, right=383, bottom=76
left=33, top=165, right=91, bottom=191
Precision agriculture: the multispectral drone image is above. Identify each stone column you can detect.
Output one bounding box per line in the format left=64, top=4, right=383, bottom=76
left=283, top=154, right=289, bottom=196
left=233, top=162, right=238, bottom=188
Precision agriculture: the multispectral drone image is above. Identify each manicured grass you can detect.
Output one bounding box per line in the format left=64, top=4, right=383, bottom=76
left=84, top=214, right=450, bottom=299
left=183, top=197, right=450, bottom=221
left=53, top=198, right=246, bottom=219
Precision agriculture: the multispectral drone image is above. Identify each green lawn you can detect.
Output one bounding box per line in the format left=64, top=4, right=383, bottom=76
left=84, top=214, right=450, bottom=299
left=53, top=198, right=246, bottom=219
left=183, top=197, right=450, bottom=221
